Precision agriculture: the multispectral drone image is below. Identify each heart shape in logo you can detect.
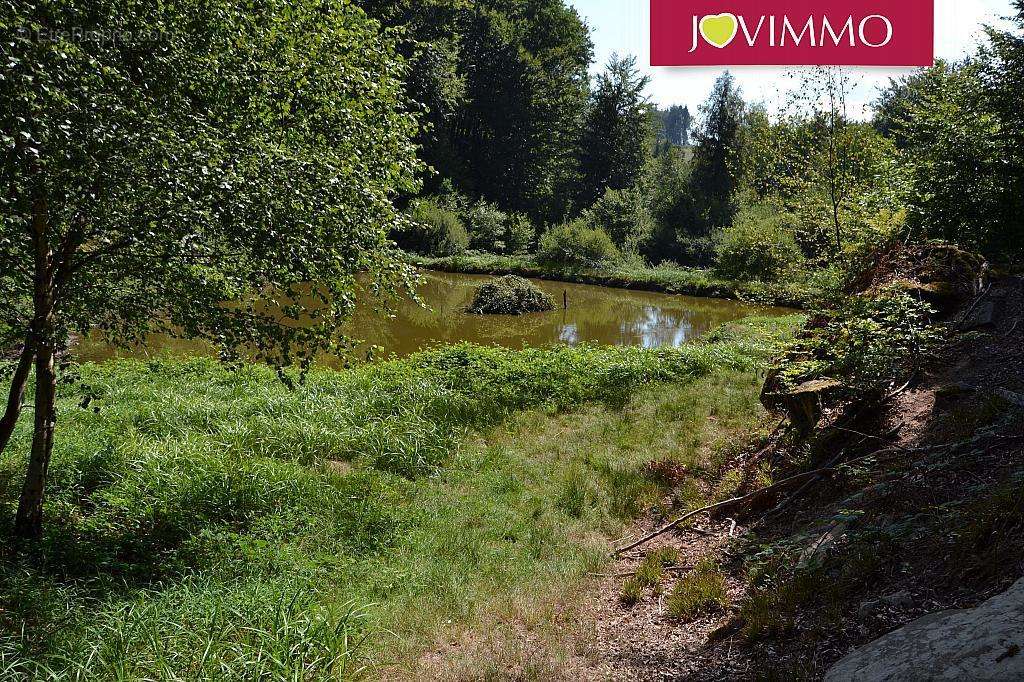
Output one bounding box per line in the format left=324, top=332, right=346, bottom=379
left=699, top=13, right=739, bottom=49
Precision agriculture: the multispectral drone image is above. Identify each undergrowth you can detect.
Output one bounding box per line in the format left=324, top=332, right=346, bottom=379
left=411, top=252, right=814, bottom=307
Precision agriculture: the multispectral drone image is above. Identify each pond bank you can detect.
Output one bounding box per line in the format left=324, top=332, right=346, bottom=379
left=412, top=253, right=813, bottom=308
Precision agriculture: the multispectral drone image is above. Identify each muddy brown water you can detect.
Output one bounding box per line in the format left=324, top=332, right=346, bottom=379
left=76, top=271, right=793, bottom=364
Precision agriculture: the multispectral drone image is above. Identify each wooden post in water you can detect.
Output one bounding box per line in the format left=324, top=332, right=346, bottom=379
left=563, top=290, right=568, bottom=310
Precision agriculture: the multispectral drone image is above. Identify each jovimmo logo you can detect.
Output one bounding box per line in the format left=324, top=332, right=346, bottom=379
left=651, top=0, right=934, bottom=66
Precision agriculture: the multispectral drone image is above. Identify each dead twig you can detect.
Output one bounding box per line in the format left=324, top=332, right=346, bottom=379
left=588, top=564, right=697, bottom=580
left=758, top=447, right=852, bottom=522
left=883, top=376, right=917, bottom=403
left=613, top=466, right=842, bottom=555
left=956, top=282, right=994, bottom=330
left=615, top=437, right=940, bottom=557
left=832, top=423, right=904, bottom=446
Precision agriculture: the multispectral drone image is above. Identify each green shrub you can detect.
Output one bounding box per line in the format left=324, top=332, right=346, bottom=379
left=666, top=558, right=729, bottom=619
left=537, top=220, right=619, bottom=268
left=774, top=288, right=939, bottom=396
left=397, top=198, right=469, bottom=256
left=715, top=203, right=804, bottom=282
left=464, top=201, right=508, bottom=252
left=585, top=186, right=654, bottom=252
left=504, top=213, right=536, bottom=255
left=466, top=275, right=554, bottom=315
left=673, top=236, right=719, bottom=267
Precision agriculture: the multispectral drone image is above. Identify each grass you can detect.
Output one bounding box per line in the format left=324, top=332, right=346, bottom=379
left=411, top=252, right=813, bottom=308
left=631, top=548, right=680, bottom=594
left=0, top=316, right=799, bottom=679
left=634, top=556, right=665, bottom=590
left=666, top=558, right=730, bottom=620
left=619, top=579, right=643, bottom=607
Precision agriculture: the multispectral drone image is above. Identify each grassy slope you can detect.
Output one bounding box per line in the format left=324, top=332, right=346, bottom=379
left=412, top=253, right=813, bottom=308
left=0, top=317, right=799, bottom=679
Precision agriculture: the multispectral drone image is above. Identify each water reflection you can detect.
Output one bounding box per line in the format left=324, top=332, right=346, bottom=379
left=77, top=271, right=792, bottom=363
left=341, top=272, right=789, bottom=358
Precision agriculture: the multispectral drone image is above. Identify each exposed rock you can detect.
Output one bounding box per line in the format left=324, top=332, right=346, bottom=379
left=798, top=521, right=848, bottom=567
left=994, top=388, right=1024, bottom=409
left=761, top=377, right=843, bottom=433
left=858, top=591, right=916, bottom=619
left=826, top=578, right=1024, bottom=682
left=880, top=591, right=915, bottom=610
left=963, top=301, right=998, bottom=330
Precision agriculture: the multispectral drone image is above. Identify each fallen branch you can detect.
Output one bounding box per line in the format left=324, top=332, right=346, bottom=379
left=588, top=564, right=698, bottom=580
left=617, top=444, right=927, bottom=555
left=758, top=447, right=853, bottom=522
left=613, top=466, right=840, bottom=555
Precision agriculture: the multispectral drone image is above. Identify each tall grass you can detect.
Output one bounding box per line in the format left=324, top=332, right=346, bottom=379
left=0, top=319, right=797, bottom=678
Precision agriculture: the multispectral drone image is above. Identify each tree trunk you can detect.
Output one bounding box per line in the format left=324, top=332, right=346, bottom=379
left=14, top=195, right=55, bottom=541
left=14, top=339, right=55, bottom=540
left=833, top=200, right=842, bottom=253
left=0, top=336, right=36, bottom=457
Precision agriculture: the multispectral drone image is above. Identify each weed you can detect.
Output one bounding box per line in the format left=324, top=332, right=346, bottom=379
left=620, top=578, right=643, bottom=607
left=950, top=475, right=1024, bottom=583
left=666, top=559, right=729, bottom=620
left=634, top=555, right=665, bottom=590
left=649, top=547, right=681, bottom=567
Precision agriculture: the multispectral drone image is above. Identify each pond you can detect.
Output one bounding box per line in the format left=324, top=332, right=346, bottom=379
left=76, top=271, right=793, bottom=363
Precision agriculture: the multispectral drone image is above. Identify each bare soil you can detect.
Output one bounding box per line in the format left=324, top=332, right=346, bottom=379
left=580, top=277, right=1024, bottom=680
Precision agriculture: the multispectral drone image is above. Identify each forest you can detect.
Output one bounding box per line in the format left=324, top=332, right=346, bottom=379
left=1, top=0, right=1022, bottom=679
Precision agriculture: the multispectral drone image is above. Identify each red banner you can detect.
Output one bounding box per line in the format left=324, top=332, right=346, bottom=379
left=651, top=1, right=934, bottom=66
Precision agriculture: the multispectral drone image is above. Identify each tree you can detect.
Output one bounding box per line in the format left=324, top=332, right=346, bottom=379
left=875, top=61, right=1009, bottom=256
left=368, top=0, right=593, bottom=224
left=361, top=0, right=470, bottom=194
left=646, top=147, right=701, bottom=263
left=977, top=0, right=1024, bottom=258
left=585, top=185, right=654, bottom=254
left=690, top=72, right=745, bottom=230
left=870, top=1, right=1024, bottom=261
left=578, top=55, right=654, bottom=210
left=0, top=0, right=422, bottom=538
left=792, top=68, right=859, bottom=251
left=658, top=105, right=692, bottom=147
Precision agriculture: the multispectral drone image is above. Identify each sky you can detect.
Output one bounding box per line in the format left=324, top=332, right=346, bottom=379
left=566, top=0, right=1016, bottom=116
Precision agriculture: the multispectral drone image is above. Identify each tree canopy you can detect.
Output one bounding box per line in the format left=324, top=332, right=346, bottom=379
left=365, top=0, right=593, bottom=223
left=0, top=0, right=423, bottom=537
left=690, top=72, right=745, bottom=231
left=577, top=55, right=654, bottom=211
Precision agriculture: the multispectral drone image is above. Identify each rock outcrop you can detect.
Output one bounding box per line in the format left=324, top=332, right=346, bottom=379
left=826, top=577, right=1024, bottom=681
